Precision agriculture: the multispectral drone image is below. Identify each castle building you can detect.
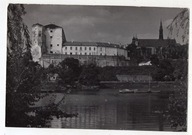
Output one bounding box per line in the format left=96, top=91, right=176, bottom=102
left=31, top=23, right=129, bottom=67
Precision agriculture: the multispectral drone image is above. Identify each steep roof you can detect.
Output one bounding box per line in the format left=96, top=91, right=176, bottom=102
left=44, top=24, right=62, bottom=29
left=32, top=23, right=43, bottom=27
left=138, top=39, right=176, bottom=47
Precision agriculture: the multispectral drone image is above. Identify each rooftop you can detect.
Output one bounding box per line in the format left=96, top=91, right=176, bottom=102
left=138, top=39, right=176, bottom=47
left=63, top=41, right=124, bottom=49
left=44, top=24, right=62, bottom=29
left=32, top=23, right=43, bottom=27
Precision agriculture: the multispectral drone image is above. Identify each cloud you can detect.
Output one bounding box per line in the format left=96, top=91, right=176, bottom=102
left=23, top=4, right=182, bottom=44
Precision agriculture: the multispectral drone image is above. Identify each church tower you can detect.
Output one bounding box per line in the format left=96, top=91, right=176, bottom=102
left=159, top=21, right=164, bottom=40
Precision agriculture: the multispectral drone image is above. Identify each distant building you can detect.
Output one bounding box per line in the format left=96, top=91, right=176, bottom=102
left=31, top=23, right=129, bottom=67
left=63, top=41, right=127, bottom=57
left=130, top=21, right=177, bottom=58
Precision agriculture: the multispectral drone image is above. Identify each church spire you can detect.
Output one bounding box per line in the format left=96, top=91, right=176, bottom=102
left=159, top=20, right=164, bottom=40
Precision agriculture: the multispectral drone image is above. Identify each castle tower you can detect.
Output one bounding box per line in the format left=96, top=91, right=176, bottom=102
left=44, top=24, right=66, bottom=54
left=159, top=21, right=164, bottom=40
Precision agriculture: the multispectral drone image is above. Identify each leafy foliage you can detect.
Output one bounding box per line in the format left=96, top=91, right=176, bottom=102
left=6, top=4, right=44, bottom=127
left=79, top=64, right=100, bottom=86
left=57, top=58, right=82, bottom=87
left=167, top=81, right=187, bottom=131
left=150, top=54, right=159, bottom=66
left=6, top=5, right=78, bottom=127
left=165, top=9, right=188, bottom=131
left=167, top=8, right=189, bottom=44
left=152, top=59, right=175, bottom=81
left=126, top=43, right=143, bottom=63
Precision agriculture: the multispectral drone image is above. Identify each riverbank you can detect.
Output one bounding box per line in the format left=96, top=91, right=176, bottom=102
left=40, top=81, right=180, bottom=94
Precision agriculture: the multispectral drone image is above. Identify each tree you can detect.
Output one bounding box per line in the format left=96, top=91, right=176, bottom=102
left=165, top=9, right=189, bottom=131
left=167, top=8, right=189, bottom=44
left=126, top=43, right=143, bottom=63
left=152, top=59, right=174, bottom=81
left=6, top=5, right=77, bottom=127
left=57, top=58, right=82, bottom=87
left=150, top=54, right=159, bottom=66
left=6, top=4, right=44, bottom=127
left=79, top=64, right=100, bottom=86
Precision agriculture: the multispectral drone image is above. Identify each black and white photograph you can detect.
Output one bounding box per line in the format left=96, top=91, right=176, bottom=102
left=3, top=1, right=190, bottom=134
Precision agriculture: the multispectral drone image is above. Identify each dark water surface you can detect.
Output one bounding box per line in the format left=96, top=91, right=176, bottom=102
left=47, top=89, right=174, bottom=131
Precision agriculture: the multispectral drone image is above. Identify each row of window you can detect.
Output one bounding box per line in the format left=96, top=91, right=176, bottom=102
left=65, top=46, right=97, bottom=51
left=49, top=51, right=123, bottom=56
left=65, top=52, right=104, bottom=55
left=49, top=51, right=101, bottom=55
left=50, top=44, right=60, bottom=47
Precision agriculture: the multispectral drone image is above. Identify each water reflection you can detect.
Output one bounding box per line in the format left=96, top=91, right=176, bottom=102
left=48, top=90, right=174, bottom=131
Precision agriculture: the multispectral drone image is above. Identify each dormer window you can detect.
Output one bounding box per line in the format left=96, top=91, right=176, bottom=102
left=50, top=44, right=53, bottom=47
left=50, top=36, right=53, bottom=38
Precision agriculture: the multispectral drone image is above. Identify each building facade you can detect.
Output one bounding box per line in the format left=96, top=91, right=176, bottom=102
left=129, top=21, right=176, bottom=59
left=31, top=23, right=129, bottom=67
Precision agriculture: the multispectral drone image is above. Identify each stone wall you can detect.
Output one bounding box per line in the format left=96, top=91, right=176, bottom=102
left=40, top=54, right=129, bottom=68
left=116, top=75, right=152, bottom=82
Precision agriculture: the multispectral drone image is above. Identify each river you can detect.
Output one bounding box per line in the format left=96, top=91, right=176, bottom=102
left=43, top=89, right=175, bottom=131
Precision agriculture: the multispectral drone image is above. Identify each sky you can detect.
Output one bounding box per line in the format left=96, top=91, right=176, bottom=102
left=23, top=4, right=183, bottom=45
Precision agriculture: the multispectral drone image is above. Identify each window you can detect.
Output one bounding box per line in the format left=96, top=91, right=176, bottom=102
left=70, top=52, right=72, bottom=55
left=38, top=32, right=41, bottom=37
left=50, top=51, right=53, bottom=54
left=85, top=47, right=87, bottom=50
left=50, top=44, right=52, bottom=47
left=100, top=53, right=102, bottom=55
left=57, top=44, right=59, bottom=46
left=50, top=36, right=53, bottom=38
left=50, top=30, right=53, bottom=32
left=100, top=48, right=102, bottom=51
left=80, top=47, right=82, bottom=50
left=75, top=52, right=78, bottom=55
left=94, top=47, right=96, bottom=50
left=85, top=52, right=87, bottom=55
left=75, top=47, right=77, bottom=50
left=89, top=53, right=91, bottom=55
left=89, top=47, right=91, bottom=50
left=70, top=47, right=72, bottom=50
left=65, top=47, right=67, bottom=50
left=65, top=52, right=67, bottom=55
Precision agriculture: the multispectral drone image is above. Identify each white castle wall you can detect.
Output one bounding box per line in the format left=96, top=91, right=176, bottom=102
left=45, top=27, right=63, bottom=54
